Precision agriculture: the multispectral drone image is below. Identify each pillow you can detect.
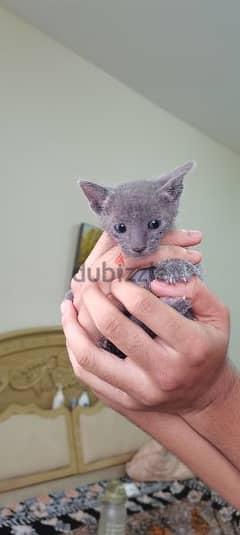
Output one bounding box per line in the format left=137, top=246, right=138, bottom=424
left=126, top=439, right=193, bottom=481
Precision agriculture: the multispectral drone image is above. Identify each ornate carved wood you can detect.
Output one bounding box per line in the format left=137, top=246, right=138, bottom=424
left=0, top=327, right=97, bottom=412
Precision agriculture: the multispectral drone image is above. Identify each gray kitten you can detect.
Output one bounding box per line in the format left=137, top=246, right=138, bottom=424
left=79, top=161, right=201, bottom=358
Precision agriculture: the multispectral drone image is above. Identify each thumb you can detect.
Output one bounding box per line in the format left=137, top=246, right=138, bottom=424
left=151, top=277, right=229, bottom=329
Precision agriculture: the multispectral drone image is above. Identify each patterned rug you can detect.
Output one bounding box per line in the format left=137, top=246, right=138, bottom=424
left=0, top=478, right=239, bottom=534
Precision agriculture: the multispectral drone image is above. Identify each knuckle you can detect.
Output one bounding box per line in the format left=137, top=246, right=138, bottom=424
left=141, top=389, right=158, bottom=407
left=160, top=376, right=179, bottom=392
left=74, top=338, right=92, bottom=369
left=189, top=339, right=207, bottom=364
left=122, top=398, right=140, bottom=410
left=131, top=293, right=153, bottom=317
left=157, top=366, right=181, bottom=392
left=98, top=315, right=120, bottom=338
left=78, top=351, right=91, bottom=369
left=127, top=334, right=145, bottom=357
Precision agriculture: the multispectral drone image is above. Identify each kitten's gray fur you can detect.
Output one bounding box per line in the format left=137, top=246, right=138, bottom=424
left=79, top=161, right=201, bottom=358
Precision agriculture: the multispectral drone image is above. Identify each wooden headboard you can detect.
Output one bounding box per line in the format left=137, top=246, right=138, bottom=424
left=0, top=327, right=97, bottom=413
left=0, top=328, right=149, bottom=493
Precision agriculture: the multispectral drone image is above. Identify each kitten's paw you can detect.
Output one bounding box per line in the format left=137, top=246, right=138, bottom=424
left=129, top=267, right=155, bottom=289
left=154, top=259, right=201, bottom=285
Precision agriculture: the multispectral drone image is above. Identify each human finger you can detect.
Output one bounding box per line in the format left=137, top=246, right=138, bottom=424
left=72, top=243, right=201, bottom=300
left=61, top=299, right=145, bottom=393
left=67, top=345, right=142, bottom=410
left=161, top=229, right=202, bottom=247
left=81, top=284, right=159, bottom=366
left=111, top=280, right=194, bottom=350
left=151, top=277, right=230, bottom=330
left=77, top=303, right=100, bottom=343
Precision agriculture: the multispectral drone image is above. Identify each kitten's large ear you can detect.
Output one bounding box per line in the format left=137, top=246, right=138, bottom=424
left=159, top=161, right=196, bottom=201
left=78, top=180, right=111, bottom=214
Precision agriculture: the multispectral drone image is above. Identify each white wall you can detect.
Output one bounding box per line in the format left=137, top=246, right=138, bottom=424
left=0, top=7, right=239, bottom=364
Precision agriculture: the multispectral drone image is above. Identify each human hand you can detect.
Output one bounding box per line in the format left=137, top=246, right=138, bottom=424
left=61, top=232, right=230, bottom=415
left=70, top=229, right=202, bottom=342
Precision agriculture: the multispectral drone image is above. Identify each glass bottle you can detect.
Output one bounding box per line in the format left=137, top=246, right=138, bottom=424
left=97, top=480, right=127, bottom=535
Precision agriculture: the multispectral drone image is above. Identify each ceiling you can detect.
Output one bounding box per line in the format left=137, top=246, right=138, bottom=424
left=1, top=0, right=240, bottom=153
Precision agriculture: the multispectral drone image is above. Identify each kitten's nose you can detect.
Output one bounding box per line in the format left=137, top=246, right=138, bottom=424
left=132, top=246, right=145, bottom=253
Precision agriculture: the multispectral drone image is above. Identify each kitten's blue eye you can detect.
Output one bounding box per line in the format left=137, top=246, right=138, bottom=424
left=148, top=219, right=160, bottom=230
left=114, top=223, right=127, bottom=233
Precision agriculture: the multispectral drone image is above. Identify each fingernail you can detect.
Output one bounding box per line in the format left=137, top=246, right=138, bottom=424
left=188, top=230, right=202, bottom=238
left=188, top=250, right=201, bottom=261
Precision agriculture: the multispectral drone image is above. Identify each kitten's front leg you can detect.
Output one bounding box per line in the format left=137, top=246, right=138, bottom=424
left=154, top=259, right=201, bottom=318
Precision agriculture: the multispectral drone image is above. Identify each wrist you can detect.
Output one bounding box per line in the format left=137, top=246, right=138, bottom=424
left=181, top=360, right=236, bottom=418
left=182, top=361, right=240, bottom=470
left=202, top=360, right=237, bottom=410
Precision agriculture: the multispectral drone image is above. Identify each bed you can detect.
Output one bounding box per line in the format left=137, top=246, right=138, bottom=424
left=0, top=327, right=148, bottom=493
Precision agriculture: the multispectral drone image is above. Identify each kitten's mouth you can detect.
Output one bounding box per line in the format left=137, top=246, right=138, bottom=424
left=128, top=249, right=149, bottom=257
left=125, top=244, right=159, bottom=258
